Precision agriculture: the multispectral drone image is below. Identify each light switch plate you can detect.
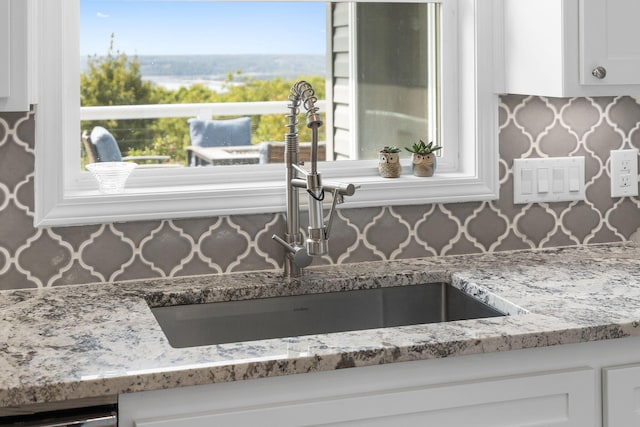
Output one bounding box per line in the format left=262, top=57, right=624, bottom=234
left=513, top=157, right=585, bottom=204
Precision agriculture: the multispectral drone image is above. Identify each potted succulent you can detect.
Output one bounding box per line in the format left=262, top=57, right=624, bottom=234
left=405, top=140, right=441, bottom=177
left=378, top=146, right=402, bottom=178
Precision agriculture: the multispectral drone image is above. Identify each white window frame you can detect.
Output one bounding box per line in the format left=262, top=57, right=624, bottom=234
left=33, top=0, right=499, bottom=227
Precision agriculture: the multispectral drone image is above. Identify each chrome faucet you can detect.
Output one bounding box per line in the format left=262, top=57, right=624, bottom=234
left=272, top=81, right=357, bottom=277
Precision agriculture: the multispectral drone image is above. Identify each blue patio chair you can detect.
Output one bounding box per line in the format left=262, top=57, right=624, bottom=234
left=187, top=117, right=252, bottom=166
left=84, top=126, right=171, bottom=165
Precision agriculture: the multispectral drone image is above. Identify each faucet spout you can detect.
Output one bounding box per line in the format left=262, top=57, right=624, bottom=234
left=272, top=80, right=357, bottom=277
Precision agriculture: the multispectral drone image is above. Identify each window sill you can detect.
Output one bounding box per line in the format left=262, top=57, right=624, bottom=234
left=36, top=163, right=498, bottom=226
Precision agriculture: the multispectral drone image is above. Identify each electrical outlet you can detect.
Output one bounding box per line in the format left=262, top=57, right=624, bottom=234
left=610, top=149, right=639, bottom=197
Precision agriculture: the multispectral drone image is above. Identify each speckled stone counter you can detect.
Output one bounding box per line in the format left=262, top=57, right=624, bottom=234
left=1, top=243, right=640, bottom=410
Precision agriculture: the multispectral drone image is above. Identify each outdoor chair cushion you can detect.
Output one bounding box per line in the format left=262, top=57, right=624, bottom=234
left=188, top=117, right=252, bottom=149
left=90, top=126, right=123, bottom=162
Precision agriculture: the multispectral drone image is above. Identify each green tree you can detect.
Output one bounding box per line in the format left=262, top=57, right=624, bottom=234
left=220, top=75, right=326, bottom=144
left=128, top=83, right=224, bottom=163
left=80, top=35, right=160, bottom=158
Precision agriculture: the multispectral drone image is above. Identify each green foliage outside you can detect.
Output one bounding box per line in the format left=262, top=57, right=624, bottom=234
left=80, top=41, right=326, bottom=166
left=81, top=38, right=160, bottom=158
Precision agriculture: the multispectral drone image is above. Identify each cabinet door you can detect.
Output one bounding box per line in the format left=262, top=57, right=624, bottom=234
left=0, top=0, right=10, bottom=98
left=579, top=0, right=640, bottom=85
left=125, top=368, right=595, bottom=427
left=0, top=0, right=32, bottom=112
left=603, top=363, right=640, bottom=427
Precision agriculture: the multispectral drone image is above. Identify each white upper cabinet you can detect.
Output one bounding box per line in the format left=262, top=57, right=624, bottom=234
left=0, top=0, right=35, bottom=112
left=0, top=1, right=10, bottom=99
left=502, top=0, right=640, bottom=97
left=579, top=0, right=640, bottom=87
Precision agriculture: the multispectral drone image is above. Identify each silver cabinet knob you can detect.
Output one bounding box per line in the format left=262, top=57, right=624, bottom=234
left=592, top=66, right=607, bottom=79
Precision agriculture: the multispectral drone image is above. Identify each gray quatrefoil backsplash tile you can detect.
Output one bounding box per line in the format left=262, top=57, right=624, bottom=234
left=1, top=95, right=640, bottom=289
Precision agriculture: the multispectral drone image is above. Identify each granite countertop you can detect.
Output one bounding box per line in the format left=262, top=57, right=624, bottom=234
left=1, top=243, right=640, bottom=410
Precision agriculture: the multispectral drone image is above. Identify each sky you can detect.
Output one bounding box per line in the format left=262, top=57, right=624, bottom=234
left=80, top=0, right=327, bottom=56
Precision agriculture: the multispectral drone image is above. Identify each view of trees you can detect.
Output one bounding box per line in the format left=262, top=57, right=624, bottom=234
left=80, top=43, right=326, bottom=166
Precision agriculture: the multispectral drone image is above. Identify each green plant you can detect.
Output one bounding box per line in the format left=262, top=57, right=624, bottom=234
left=380, top=145, right=401, bottom=153
left=405, top=140, right=441, bottom=155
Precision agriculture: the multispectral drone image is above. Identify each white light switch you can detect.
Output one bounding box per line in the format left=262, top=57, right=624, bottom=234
left=552, top=168, right=564, bottom=192
left=569, top=166, right=580, bottom=192
left=537, top=168, right=549, bottom=193
left=521, top=169, right=533, bottom=194
left=514, top=157, right=585, bottom=204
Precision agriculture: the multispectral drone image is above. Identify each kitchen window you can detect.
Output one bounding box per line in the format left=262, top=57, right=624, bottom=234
left=34, top=0, right=499, bottom=227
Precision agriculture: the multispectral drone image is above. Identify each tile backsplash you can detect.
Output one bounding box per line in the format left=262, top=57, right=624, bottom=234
left=1, top=95, right=639, bottom=289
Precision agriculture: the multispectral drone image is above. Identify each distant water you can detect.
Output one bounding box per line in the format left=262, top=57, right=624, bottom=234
left=81, top=54, right=326, bottom=92
left=142, top=76, right=246, bottom=92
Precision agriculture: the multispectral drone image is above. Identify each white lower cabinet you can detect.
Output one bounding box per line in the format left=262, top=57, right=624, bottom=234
left=120, top=337, right=640, bottom=426
left=603, top=363, right=640, bottom=427
left=123, top=368, right=593, bottom=427
left=120, top=342, right=603, bottom=427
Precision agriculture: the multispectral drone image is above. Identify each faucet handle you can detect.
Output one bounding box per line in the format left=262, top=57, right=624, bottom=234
left=272, top=234, right=313, bottom=268
left=322, top=181, right=358, bottom=197
left=323, top=184, right=359, bottom=240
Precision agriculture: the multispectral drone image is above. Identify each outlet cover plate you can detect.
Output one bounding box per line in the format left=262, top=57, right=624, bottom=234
left=610, top=149, right=639, bottom=197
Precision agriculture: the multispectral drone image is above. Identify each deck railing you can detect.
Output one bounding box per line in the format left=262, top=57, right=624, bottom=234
left=80, top=100, right=327, bottom=121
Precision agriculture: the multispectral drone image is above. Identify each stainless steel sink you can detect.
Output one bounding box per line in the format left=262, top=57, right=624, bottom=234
left=151, top=282, right=506, bottom=348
